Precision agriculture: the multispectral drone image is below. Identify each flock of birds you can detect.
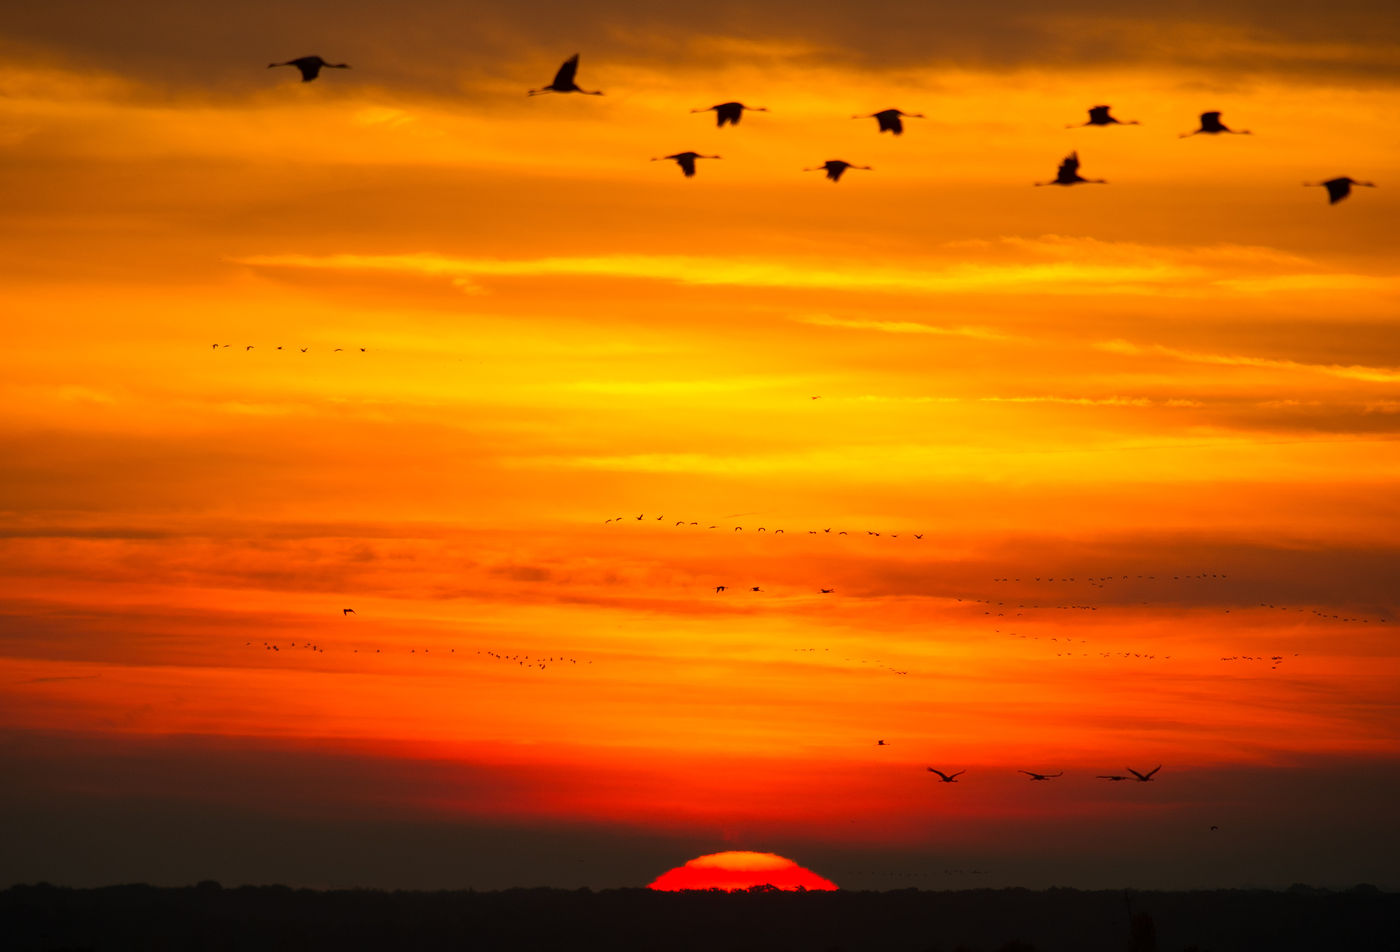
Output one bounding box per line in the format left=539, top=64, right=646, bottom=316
left=211, top=344, right=365, bottom=352
left=605, top=513, right=928, bottom=539
left=248, top=52, right=1377, bottom=846
left=269, top=52, right=1376, bottom=201
left=251, top=638, right=589, bottom=671
left=919, top=765, right=1164, bottom=784
left=918, top=761, right=1170, bottom=784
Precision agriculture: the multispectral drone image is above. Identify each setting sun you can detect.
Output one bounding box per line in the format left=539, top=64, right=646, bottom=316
left=649, top=852, right=838, bottom=891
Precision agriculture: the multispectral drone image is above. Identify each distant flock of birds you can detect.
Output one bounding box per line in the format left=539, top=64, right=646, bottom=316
left=250, top=638, right=590, bottom=670
left=271, top=52, right=1375, bottom=201
left=921, top=765, right=1163, bottom=783
left=211, top=344, right=365, bottom=352
left=605, top=513, right=927, bottom=539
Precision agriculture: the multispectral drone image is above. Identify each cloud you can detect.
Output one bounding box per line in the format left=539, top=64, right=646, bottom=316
left=796, top=315, right=1016, bottom=340
left=232, top=250, right=1202, bottom=296
left=1098, top=339, right=1400, bottom=383
left=4, top=0, right=1399, bottom=98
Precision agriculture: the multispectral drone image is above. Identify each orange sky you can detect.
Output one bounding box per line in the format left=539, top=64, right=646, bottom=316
left=2, top=0, right=1398, bottom=891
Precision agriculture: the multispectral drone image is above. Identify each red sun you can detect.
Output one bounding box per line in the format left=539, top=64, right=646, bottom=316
left=648, top=851, right=838, bottom=891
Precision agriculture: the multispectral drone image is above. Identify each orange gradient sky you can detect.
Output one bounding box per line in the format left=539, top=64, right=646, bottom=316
left=2, top=0, right=1398, bottom=892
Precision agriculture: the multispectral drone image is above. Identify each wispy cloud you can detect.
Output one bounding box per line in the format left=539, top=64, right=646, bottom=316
left=796, top=315, right=1016, bottom=340
left=232, top=251, right=1199, bottom=296
left=1098, top=340, right=1400, bottom=384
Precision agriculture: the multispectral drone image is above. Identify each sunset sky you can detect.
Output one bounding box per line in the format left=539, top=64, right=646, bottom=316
left=2, top=0, right=1398, bottom=892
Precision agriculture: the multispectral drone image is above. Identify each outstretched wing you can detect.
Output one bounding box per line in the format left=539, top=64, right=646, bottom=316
left=1088, top=105, right=1111, bottom=123
left=1059, top=152, right=1080, bottom=178
left=553, top=54, right=580, bottom=87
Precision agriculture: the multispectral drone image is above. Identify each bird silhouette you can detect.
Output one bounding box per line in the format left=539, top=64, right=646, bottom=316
left=806, top=160, right=872, bottom=182
left=1019, top=770, right=1063, bottom=780
left=853, top=108, right=924, bottom=135
left=1097, top=774, right=1130, bottom=781
left=1305, top=176, right=1376, bottom=204
left=876, top=739, right=888, bottom=746
left=692, top=102, right=766, bottom=126
left=653, top=152, right=720, bottom=177
left=245, top=345, right=254, bottom=351
left=529, top=54, right=603, bottom=96
left=1036, top=152, right=1106, bottom=186
left=342, top=608, right=355, bottom=615
left=299, top=347, right=308, bottom=352
left=1128, top=765, right=1161, bottom=782
left=1180, top=111, right=1250, bottom=137
left=269, top=56, right=349, bottom=82
left=1070, top=105, right=1138, bottom=127
left=715, top=586, right=726, bottom=593
left=820, top=588, right=834, bottom=594
left=927, top=768, right=965, bottom=782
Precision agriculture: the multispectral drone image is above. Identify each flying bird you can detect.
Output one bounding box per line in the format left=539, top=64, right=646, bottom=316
left=652, top=152, right=720, bottom=177
left=692, top=102, right=766, bottom=126
left=715, top=586, right=726, bottom=593
left=1180, top=111, right=1250, bottom=137
left=1128, top=765, right=1161, bottom=782
left=1097, top=774, right=1130, bottom=782
left=269, top=56, right=349, bottom=82
left=1035, top=151, right=1106, bottom=186
left=805, top=160, right=871, bottom=182
left=927, top=768, right=965, bottom=782
left=876, top=739, right=888, bottom=746
left=1019, top=770, right=1063, bottom=781
left=342, top=608, right=355, bottom=615
left=820, top=588, right=834, bottom=594
left=1304, top=176, right=1376, bottom=204
left=853, top=108, right=924, bottom=135
left=299, top=347, right=308, bottom=352
left=529, top=54, right=603, bottom=96
left=1070, top=105, right=1138, bottom=127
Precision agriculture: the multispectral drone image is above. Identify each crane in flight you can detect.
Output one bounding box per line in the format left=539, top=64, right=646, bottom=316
left=269, top=56, right=349, bottom=82
left=1097, top=774, right=1130, bottom=782
left=853, top=108, right=924, bottom=135
left=529, top=54, right=603, bottom=96
left=1304, top=177, right=1376, bottom=204
left=1180, top=111, right=1250, bottom=137
left=1128, top=765, right=1161, bottom=782
left=1035, top=152, right=1106, bottom=186
left=1069, top=105, right=1138, bottom=127
left=692, top=102, right=767, bottom=126
left=927, top=768, right=965, bottom=782
left=1019, top=770, right=1063, bottom=781
left=805, top=160, right=872, bottom=182
left=646, top=151, right=716, bottom=177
